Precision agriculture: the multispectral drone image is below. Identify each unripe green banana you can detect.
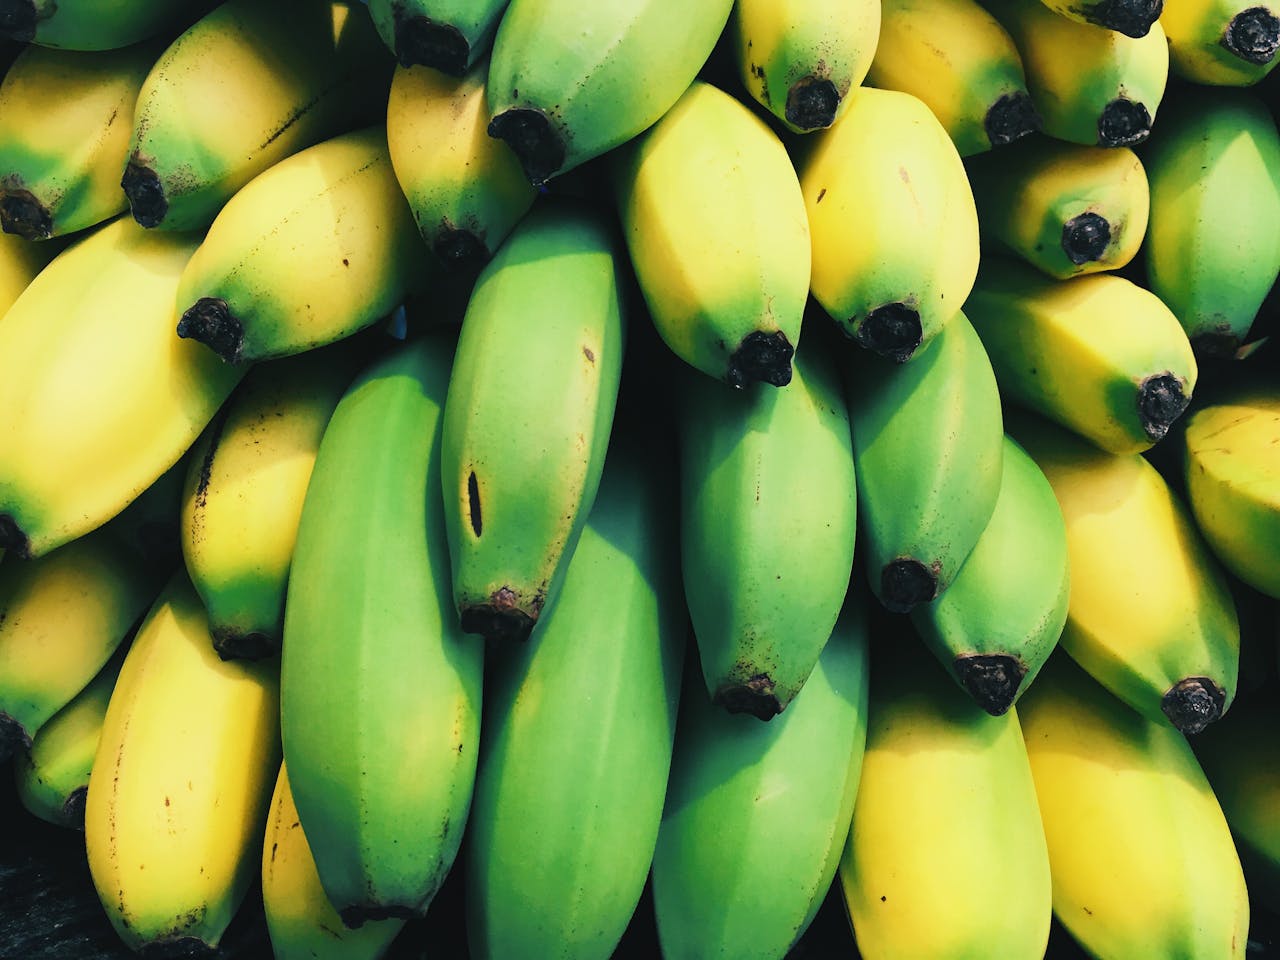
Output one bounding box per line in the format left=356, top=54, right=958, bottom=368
left=441, top=203, right=625, bottom=642
left=678, top=346, right=856, bottom=719
left=485, top=0, right=734, bottom=184
left=282, top=334, right=482, bottom=924
left=1161, top=0, right=1280, bottom=85
left=652, top=597, right=869, bottom=960
left=368, top=0, right=510, bottom=74
left=615, top=80, right=810, bottom=389
left=845, top=311, right=1004, bottom=613
left=965, top=258, right=1197, bottom=454
left=0, top=0, right=202, bottom=50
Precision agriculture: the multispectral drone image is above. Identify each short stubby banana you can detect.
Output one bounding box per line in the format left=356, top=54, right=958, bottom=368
left=615, top=80, right=810, bottom=389
left=798, top=86, right=979, bottom=362
left=485, top=0, right=733, bottom=184
left=262, top=763, right=405, bottom=960
left=181, top=347, right=355, bottom=660
left=123, top=0, right=391, bottom=231
left=0, top=41, right=156, bottom=240
left=1183, top=382, right=1280, bottom=598
left=368, top=0, right=509, bottom=75
left=845, top=311, right=1004, bottom=613
left=840, top=638, right=1052, bottom=960
left=0, top=0, right=202, bottom=50
left=175, top=126, right=427, bottom=365
left=966, top=137, right=1149, bottom=278
left=282, top=335, right=482, bottom=924
left=84, top=572, right=280, bottom=955
left=1162, top=0, right=1280, bottom=84
left=965, top=259, right=1197, bottom=454
left=731, top=0, right=880, bottom=133
left=1143, top=87, right=1280, bottom=356
left=386, top=59, right=535, bottom=273
left=910, top=434, right=1069, bottom=715
left=652, top=598, right=869, bottom=960
left=868, top=0, right=1040, bottom=157
left=1011, top=411, right=1240, bottom=734
left=1019, top=652, right=1249, bottom=959
left=0, top=227, right=54, bottom=315
left=678, top=346, right=856, bottom=719
left=441, top=203, right=625, bottom=642
left=465, top=436, right=685, bottom=960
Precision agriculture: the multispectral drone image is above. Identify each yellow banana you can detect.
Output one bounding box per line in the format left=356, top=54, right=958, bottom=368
left=1162, top=0, right=1280, bottom=84
left=0, top=228, right=55, bottom=316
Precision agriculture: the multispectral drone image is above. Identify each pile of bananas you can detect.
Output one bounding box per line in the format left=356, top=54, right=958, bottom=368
left=1, top=0, right=1280, bottom=957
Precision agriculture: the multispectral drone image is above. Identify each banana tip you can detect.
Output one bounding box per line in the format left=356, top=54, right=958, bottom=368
left=1137, top=372, right=1189, bottom=442
left=785, top=77, right=841, bottom=132
left=338, top=903, right=418, bottom=930
left=1190, top=328, right=1242, bottom=359
left=1086, top=0, right=1163, bottom=37
left=433, top=225, right=490, bottom=272
left=212, top=628, right=276, bottom=661
left=984, top=92, right=1041, bottom=148
left=488, top=108, right=564, bottom=186
left=1062, top=212, right=1111, bottom=265
left=0, top=712, right=30, bottom=763
left=1161, top=677, right=1226, bottom=735
left=1224, top=7, right=1280, bottom=65
left=0, top=189, right=52, bottom=241
left=714, top=674, right=783, bottom=720
left=137, top=935, right=217, bottom=958
left=0, top=513, right=30, bottom=559
left=0, top=0, right=35, bottom=42
left=955, top=655, right=1026, bottom=716
left=394, top=13, right=469, bottom=75
left=177, top=298, right=244, bottom=364
left=1097, top=99, right=1152, bottom=148
left=62, top=787, right=88, bottom=831
left=122, top=160, right=168, bottom=229
left=880, top=558, right=939, bottom=614
left=459, top=587, right=538, bottom=642
left=854, top=303, right=923, bottom=363
left=727, top=330, right=794, bottom=388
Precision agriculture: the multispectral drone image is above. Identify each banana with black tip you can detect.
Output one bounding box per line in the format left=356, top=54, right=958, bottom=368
left=367, top=0, right=510, bottom=74
left=1162, top=0, right=1280, bottom=84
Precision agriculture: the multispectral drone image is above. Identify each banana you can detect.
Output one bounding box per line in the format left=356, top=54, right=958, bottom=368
left=441, top=203, right=625, bottom=642
left=1143, top=87, right=1280, bottom=356
left=965, top=137, right=1149, bottom=278
left=678, top=345, right=856, bottom=719
left=282, top=334, right=482, bottom=924
left=614, top=80, right=810, bottom=389
left=909, top=434, right=1069, bottom=715
left=1183, top=381, right=1280, bottom=598
left=1162, top=0, right=1280, bottom=84
left=123, top=0, right=392, bottom=231
left=14, top=644, right=125, bottom=830
left=175, top=126, right=427, bottom=365
left=0, top=216, right=243, bottom=560
left=1018, top=651, right=1249, bottom=959
left=0, top=41, right=156, bottom=240
left=839, top=637, right=1052, bottom=960
left=651, top=597, right=869, bottom=960
left=84, top=572, right=280, bottom=954
left=181, top=347, right=355, bottom=660
left=0, top=524, right=159, bottom=760
left=1010, top=410, right=1240, bottom=734
left=982, top=0, right=1169, bottom=147
left=465, top=435, right=685, bottom=960
left=845, top=311, right=1005, bottom=613
left=964, top=258, right=1197, bottom=454
left=485, top=0, right=734, bottom=185
left=798, top=86, right=980, bottom=362
left=262, top=763, right=405, bottom=960
left=386, top=59, right=535, bottom=272
left=367, top=0, right=509, bottom=74
left=0, top=228, right=55, bottom=315
left=730, top=0, right=880, bottom=133
left=0, top=0, right=201, bottom=50
left=1034, top=0, right=1163, bottom=34
left=867, top=0, right=1040, bottom=156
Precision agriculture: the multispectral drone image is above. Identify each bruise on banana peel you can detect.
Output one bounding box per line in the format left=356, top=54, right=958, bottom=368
left=954, top=654, right=1027, bottom=717
left=1162, top=676, right=1227, bottom=735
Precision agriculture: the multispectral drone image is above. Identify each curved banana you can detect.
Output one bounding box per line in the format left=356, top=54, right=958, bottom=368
left=367, top=0, right=509, bottom=74
left=965, top=137, right=1149, bottom=278
left=730, top=0, right=880, bottom=133
left=965, top=258, right=1197, bottom=454
left=441, top=203, right=625, bottom=642
left=1010, top=411, right=1240, bottom=734
left=678, top=346, right=856, bottom=719
left=84, top=572, right=280, bottom=954
left=485, top=0, right=734, bottom=184
left=0, top=228, right=55, bottom=315
left=262, top=763, right=405, bottom=960
left=175, top=126, right=427, bottom=365
left=0, top=42, right=156, bottom=240
left=1162, top=0, right=1280, bottom=84
left=181, top=347, right=355, bottom=660
left=0, top=0, right=201, bottom=50
left=799, top=85, right=980, bottom=362
left=386, top=59, right=535, bottom=273
left=845, top=311, right=1004, bottom=613
left=615, top=80, right=810, bottom=389
left=910, top=434, right=1069, bottom=715
left=652, top=598, right=869, bottom=960
left=840, top=637, right=1052, bottom=960
left=123, top=0, right=391, bottom=231
left=868, top=0, right=1040, bottom=156
left=282, top=334, right=483, bottom=924
left=1019, top=652, right=1249, bottom=958
left=1183, top=382, right=1280, bottom=598
left=0, top=216, right=243, bottom=560
left=466, top=436, right=685, bottom=960
left=1143, top=87, right=1280, bottom=356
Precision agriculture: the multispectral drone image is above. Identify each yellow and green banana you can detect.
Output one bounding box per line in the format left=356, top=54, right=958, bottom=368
left=367, top=0, right=510, bottom=74
left=0, top=0, right=202, bottom=51
left=1162, top=0, right=1280, bottom=85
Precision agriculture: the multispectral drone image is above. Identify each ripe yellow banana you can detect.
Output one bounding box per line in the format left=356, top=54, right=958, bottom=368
left=1162, top=0, right=1280, bottom=84
left=0, top=228, right=54, bottom=315
left=0, top=0, right=202, bottom=50
left=367, top=0, right=510, bottom=74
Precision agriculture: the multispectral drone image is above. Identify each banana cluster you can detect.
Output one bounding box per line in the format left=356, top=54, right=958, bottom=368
left=0, top=0, right=1279, bottom=958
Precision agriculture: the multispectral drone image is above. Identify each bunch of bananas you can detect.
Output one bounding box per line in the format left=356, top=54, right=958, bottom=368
left=0, top=0, right=1279, bottom=957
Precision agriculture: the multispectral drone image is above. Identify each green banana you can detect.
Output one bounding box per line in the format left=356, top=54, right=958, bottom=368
left=281, top=334, right=483, bottom=925
left=0, top=0, right=202, bottom=50
left=367, top=0, right=510, bottom=74
left=440, top=203, right=625, bottom=642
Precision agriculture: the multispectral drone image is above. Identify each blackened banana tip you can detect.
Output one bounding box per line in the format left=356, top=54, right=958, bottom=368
left=727, top=330, right=794, bottom=389
left=714, top=674, right=783, bottom=721
left=1161, top=677, right=1226, bottom=735
left=488, top=108, right=564, bottom=187
left=459, top=587, right=536, bottom=642
left=856, top=303, right=922, bottom=363
left=136, top=935, right=217, bottom=959
left=984, top=92, right=1041, bottom=148
left=0, top=512, right=29, bottom=557
left=122, top=160, right=168, bottom=229
left=433, top=225, right=489, bottom=272
left=1087, top=0, right=1163, bottom=37
left=212, top=629, right=276, bottom=661
left=955, top=654, right=1026, bottom=716
left=0, top=712, right=29, bottom=764
left=880, top=558, right=938, bottom=613
left=785, top=77, right=841, bottom=131
left=0, top=189, right=52, bottom=240
left=0, top=0, right=35, bottom=42
left=62, top=786, right=88, bottom=831
left=1190, top=328, right=1242, bottom=359
left=1061, top=211, right=1111, bottom=265
left=1224, top=6, right=1280, bottom=65
left=177, top=298, right=244, bottom=364
left=339, top=903, right=417, bottom=930
left=1097, top=99, right=1152, bottom=148
left=394, top=13, right=469, bottom=76
left=1137, top=372, right=1189, bottom=441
